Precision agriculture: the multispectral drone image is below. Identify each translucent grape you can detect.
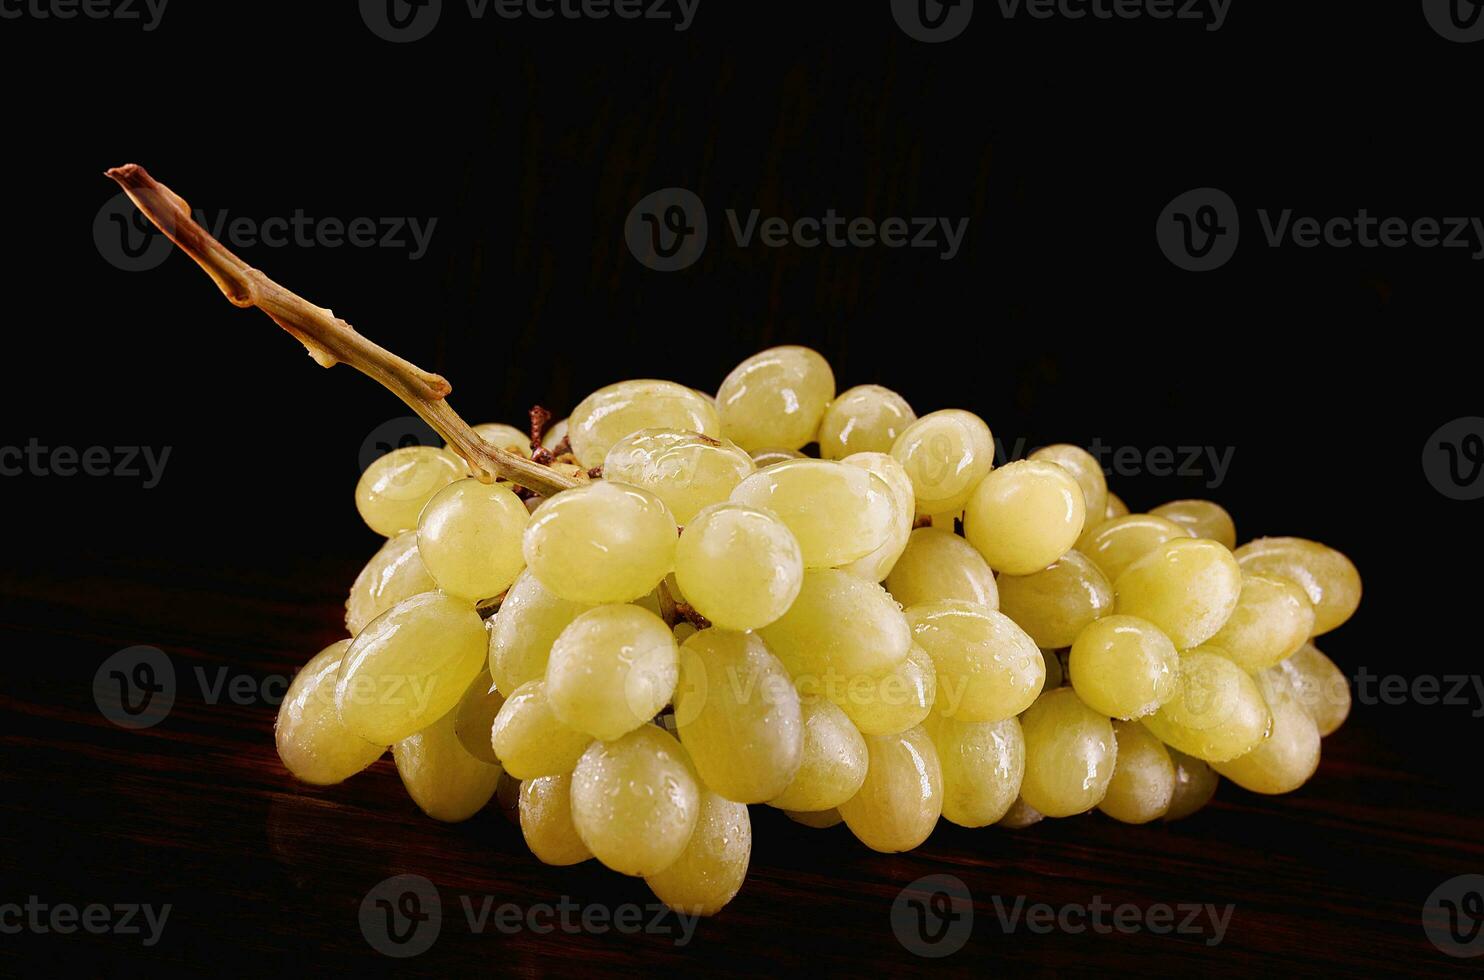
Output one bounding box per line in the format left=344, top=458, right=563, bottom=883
left=1213, top=667, right=1320, bottom=794
left=750, top=447, right=805, bottom=468
left=523, top=481, right=678, bottom=604
left=355, top=445, right=467, bottom=537
left=839, top=452, right=915, bottom=582
left=766, top=698, right=869, bottom=812
left=645, top=790, right=751, bottom=916
left=568, top=379, right=721, bottom=468
left=890, top=409, right=995, bottom=517
left=673, top=622, right=698, bottom=644
left=884, top=527, right=999, bottom=609
left=1207, top=574, right=1315, bottom=672
left=1278, top=642, right=1351, bottom=736
left=462, top=422, right=532, bottom=459
left=1162, top=748, right=1220, bottom=821
left=996, top=549, right=1114, bottom=648
left=674, top=503, right=804, bottom=631
left=489, top=680, right=593, bottom=779
left=1142, top=648, right=1271, bottom=763
left=345, top=531, right=436, bottom=636
left=838, top=726, right=943, bottom=853
left=275, top=640, right=385, bottom=785
left=1018, top=688, right=1117, bottom=817
left=786, top=808, right=843, bottom=829
left=393, top=704, right=501, bottom=822
left=416, top=478, right=529, bottom=601
left=1233, top=537, right=1362, bottom=636
left=1150, top=499, right=1236, bottom=549
left=997, top=796, right=1044, bottom=829
left=922, top=712, right=1024, bottom=828
left=906, top=600, right=1044, bottom=722
left=546, top=605, right=678, bottom=742
left=818, top=384, right=916, bottom=459
left=760, top=569, right=911, bottom=682
left=1105, top=492, right=1129, bottom=521
left=541, top=417, right=569, bottom=451
left=519, top=773, right=593, bottom=866
left=453, top=668, right=505, bottom=765
left=829, top=643, right=936, bottom=736
left=487, top=568, right=594, bottom=694
left=729, top=458, right=895, bottom=568
left=964, top=459, right=1086, bottom=575
left=1097, top=720, right=1174, bottom=824
left=1078, top=514, right=1194, bottom=582
left=1029, top=444, right=1108, bottom=522
left=602, top=428, right=756, bottom=525
left=569, top=725, right=701, bottom=877
left=716, top=346, right=835, bottom=452
left=1114, top=537, right=1242, bottom=649
left=1068, top=614, right=1180, bottom=720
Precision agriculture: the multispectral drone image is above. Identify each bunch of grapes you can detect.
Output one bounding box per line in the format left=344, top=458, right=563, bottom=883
left=276, top=345, right=1360, bottom=918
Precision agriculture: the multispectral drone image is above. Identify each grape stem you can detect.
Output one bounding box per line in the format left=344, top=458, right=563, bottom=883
left=103, top=164, right=580, bottom=499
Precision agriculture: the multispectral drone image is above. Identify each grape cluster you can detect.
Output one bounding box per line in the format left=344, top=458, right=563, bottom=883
left=278, top=345, right=1360, bottom=917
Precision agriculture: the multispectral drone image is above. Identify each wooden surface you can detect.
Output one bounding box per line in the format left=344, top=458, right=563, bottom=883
left=0, top=554, right=1475, bottom=976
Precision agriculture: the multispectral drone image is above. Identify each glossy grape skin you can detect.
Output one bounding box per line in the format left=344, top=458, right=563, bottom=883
left=890, top=409, right=995, bottom=517
left=716, top=346, right=836, bottom=452
left=1114, top=538, right=1243, bottom=650
left=1150, top=499, right=1236, bottom=549
left=1077, top=514, right=1194, bottom=582
left=1213, top=668, right=1321, bottom=794
left=760, top=569, right=912, bottom=681
left=1162, top=748, right=1220, bottom=821
left=519, top=773, right=593, bottom=866
left=334, top=592, right=488, bottom=745
left=569, top=725, right=702, bottom=877
left=462, top=423, right=533, bottom=459
left=786, top=808, right=844, bottom=829
left=839, top=452, right=915, bottom=582
left=1208, top=574, right=1315, bottom=672
left=750, top=447, right=806, bottom=468
left=1018, top=688, right=1117, bottom=818
left=545, top=605, right=679, bottom=742
left=1068, top=614, right=1180, bottom=720
left=345, top=531, right=436, bottom=636
left=645, top=790, right=752, bottom=916
left=674, top=630, right=802, bottom=803
left=729, top=458, right=895, bottom=569
left=1105, top=492, right=1129, bottom=521
left=766, top=699, right=869, bottom=812
left=1029, top=444, right=1108, bottom=523
left=489, top=680, right=593, bottom=779
left=832, top=644, right=936, bottom=737
left=453, top=668, right=505, bottom=765
left=818, top=385, right=916, bottom=459
left=522, top=481, right=678, bottom=604
left=964, top=459, right=1087, bottom=575
left=488, top=568, right=594, bottom=695
left=1233, top=537, right=1362, bottom=636
left=1142, top=648, right=1272, bottom=763
left=415, top=478, right=529, bottom=601
left=393, top=705, right=502, bottom=822
left=885, top=527, right=999, bottom=609
left=922, top=712, right=1025, bottom=828
left=542, top=418, right=569, bottom=451
left=838, top=726, right=943, bottom=853
left=568, top=379, right=721, bottom=468
left=996, top=549, right=1114, bottom=649
left=674, top=503, right=804, bottom=631
left=275, top=640, right=385, bottom=785
left=997, top=796, right=1045, bottom=829
left=1097, top=721, right=1174, bottom=825
left=355, top=446, right=467, bottom=537
left=602, top=429, right=756, bottom=525
left=906, top=600, right=1045, bottom=723
left=1278, top=642, right=1351, bottom=736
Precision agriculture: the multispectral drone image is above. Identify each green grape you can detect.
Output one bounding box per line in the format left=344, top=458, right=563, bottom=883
left=1162, top=748, right=1220, bottom=821
left=1142, top=648, right=1271, bottom=763
left=1067, top=614, right=1180, bottom=720
left=355, top=445, right=467, bottom=537
left=489, top=679, right=593, bottom=779
left=541, top=417, right=569, bottom=451
left=750, top=447, right=806, bottom=468
left=1105, top=491, right=1129, bottom=521
left=1097, top=720, right=1174, bottom=824
left=602, top=428, right=756, bottom=525
left=570, top=725, right=701, bottom=876
left=1115, top=538, right=1242, bottom=649
left=415, top=478, right=529, bottom=601
left=760, top=569, right=911, bottom=681
left=890, top=409, right=995, bottom=516
left=1029, top=444, right=1108, bottom=522
left=645, top=790, right=751, bottom=916
left=786, top=808, right=843, bottom=829
left=1233, top=537, right=1362, bottom=636
left=964, top=459, right=1087, bottom=575
left=906, top=600, right=1044, bottom=722
left=453, top=668, right=505, bottom=765
left=818, top=384, right=916, bottom=459
left=766, top=699, right=868, bottom=812
left=487, top=568, right=594, bottom=694
left=545, top=605, right=678, bottom=741
left=1150, top=499, right=1236, bottom=549
left=1078, top=514, right=1194, bottom=582
left=519, top=773, right=593, bottom=866
left=996, top=549, right=1114, bottom=648
left=674, top=630, right=802, bottom=803
left=884, top=527, right=999, bottom=609
left=1277, top=642, right=1351, bottom=736
left=673, top=621, right=698, bottom=644
left=334, top=592, right=487, bottom=744
left=838, top=452, right=915, bottom=582
left=1041, top=648, right=1065, bottom=690
left=830, top=643, right=936, bottom=736
left=716, top=345, right=835, bottom=452
left=523, top=481, right=678, bottom=604
left=568, top=379, right=721, bottom=468
left=922, top=712, right=1025, bottom=828
left=345, top=531, right=436, bottom=636
left=275, top=640, right=385, bottom=785
left=1208, top=574, right=1315, bottom=672
left=1018, top=688, right=1117, bottom=818
left=461, top=422, right=532, bottom=459
left=1213, top=667, right=1320, bottom=794
left=729, top=458, right=895, bottom=569
left=674, top=503, right=804, bottom=631
left=838, top=726, right=943, bottom=853
left=997, top=796, right=1045, bottom=829
left=393, top=704, right=502, bottom=823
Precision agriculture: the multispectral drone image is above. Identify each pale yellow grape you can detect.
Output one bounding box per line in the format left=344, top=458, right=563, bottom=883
left=568, top=379, right=721, bottom=468
left=673, top=622, right=698, bottom=644
left=1041, top=648, right=1065, bottom=690
left=523, top=481, right=678, bottom=604
left=275, top=640, right=385, bottom=785
left=890, top=409, right=995, bottom=516
left=546, top=605, right=678, bottom=742
left=645, top=790, right=751, bottom=916
left=570, top=725, right=701, bottom=876
left=1105, top=492, right=1129, bottom=521
left=461, top=423, right=532, bottom=459
left=996, top=549, right=1113, bottom=648
left=839, top=452, right=914, bottom=581
left=838, top=726, right=943, bottom=853
left=1214, top=668, right=1320, bottom=794
left=1018, top=688, right=1116, bottom=817
left=1208, top=574, right=1315, bottom=672
left=415, top=479, right=529, bottom=601
left=345, top=531, right=437, bottom=636
left=393, top=704, right=501, bottom=822
left=906, top=600, right=1044, bottom=722
left=519, top=774, right=593, bottom=866
left=818, top=385, right=916, bottom=459
left=831, top=644, right=936, bottom=736
left=487, top=568, right=593, bottom=693
left=334, top=592, right=487, bottom=744
left=489, top=680, right=593, bottom=779
left=453, top=669, right=505, bottom=765
left=1163, top=748, right=1220, bottom=821
left=885, top=527, right=999, bottom=609
left=997, top=796, right=1045, bottom=829
left=964, top=459, right=1086, bottom=575
left=1115, top=537, right=1242, bottom=649
left=1097, top=721, right=1174, bottom=824
left=1150, top=499, right=1236, bottom=549
left=602, top=428, right=755, bottom=525
left=541, top=417, right=569, bottom=451
left=1078, top=514, right=1194, bottom=582
left=674, top=503, right=803, bottom=631
left=1068, top=614, right=1180, bottom=720
left=1278, top=642, right=1351, bottom=736
left=1233, top=537, right=1362, bottom=636
left=928, top=510, right=962, bottom=533
left=716, top=345, right=835, bottom=452
left=786, top=808, right=843, bottom=829
left=922, top=712, right=1024, bottom=828
left=750, top=447, right=805, bottom=468
left=1029, top=444, right=1108, bottom=522
left=355, top=446, right=467, bottom=536
left=760, top=569, right=911, bottom=681
left=1142, top=648, right=1271, bottom=763
left=766, top=699, right=869, bottom=812
left=729, top=459, right=895, bottom=568
left=674, top=630, right=802, bottom=803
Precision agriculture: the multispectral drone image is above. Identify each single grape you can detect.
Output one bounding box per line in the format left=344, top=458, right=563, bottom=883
left=416, top=478, right=529, bottom=601
left=1162, top=748, right=1220, bottom=821
left=568, top=379, right=721, bottom=468
left=1114, top=537, right=1242, bottom=649
left=542, top=417, right=569, bottom=451
left=452, top=668, right=505, bottom=765
left=1213, top=667, right=1321, bottom=794
left=1277, top=642, right=1351, bottom=736
left=1068, top=614, right=1180, bottom=720
left=1097, top=720, right=1174, bottom=825
left=569, top=725, right=701, bottom=877
left=393, top=704, right=502, bottom=823
left=838, top=726, right=943, bottom=853
left=750, top=447, right=806, bottom=468
left=489, top=679, right=593, bottom=779
left=1018, top=688, right=1117, bottom=818
left=345, top=531, right=436, bottom=636
left=729, top=458, right=895, bottom=569
left=1142, top=648, right=1271, bottom=762
left=602, top=428, right=756, bottom=525
left=766, top=698, right=869, bottom=812
left=996, top=549, right=1114, bottom=649
left=1150, top=499, right=1236, bottom=549
left=786, top=808, right=843, bottom=829
left=838, top=452, right=915, bottom=582
left=1028, top=444, right=1108, bottom=522
left=645, top=790, right=752, bottom=916
left=674, top=503, right=804, bottom=631
left=829, top=643, right=936, bottom=736
left=523, top=481, right=678, bottom=604
left=922, top=711, right=1025, bottom=828
left=1077, top=513, right=1194, bottom=582
left=1232, top=537, right=1362, bottom=636
left=818, top=384, right=916, bottom=459
left=460, top=422, right=533, bottom=460
left=906, top=600, right=1044, bottom=722
left=275, top=639, right=385, bottom=785
left=716, top=346, right=835, bottom=452
left=1105, top=492, right=1129, bottom=521
left=964, top=459, right=1086, bottom=575
left=519, top=773, right=593, bottom=866
left=885, top=527, right=999, bottom=609
left=1207, top=574, right=1315, bottom=672
left=673, top=621, right=698, bottom=644
left=546, top=605, right=678, bottom=742
left=487, top=568, right=594, bottom=694
left=997, top=796, right=1045, bottom=829
left=890, top=409, right=995, bottom=517
left=355, top=445, right=466, bottom=537
left=760, top=569, right=912, bottom=682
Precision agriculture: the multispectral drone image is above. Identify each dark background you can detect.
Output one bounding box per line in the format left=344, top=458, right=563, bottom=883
left=1, top=0, right=1480, bottom=974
